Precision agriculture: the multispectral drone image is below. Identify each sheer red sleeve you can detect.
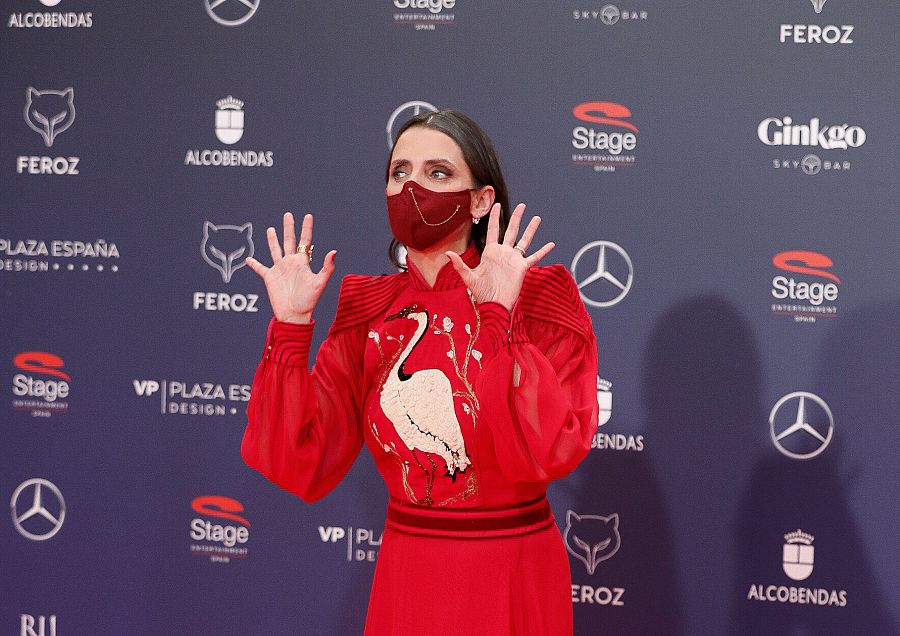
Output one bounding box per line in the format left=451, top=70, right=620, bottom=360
left=473, top=264, right=599, bottom=483
left=240, top=316, right=366, bottom=502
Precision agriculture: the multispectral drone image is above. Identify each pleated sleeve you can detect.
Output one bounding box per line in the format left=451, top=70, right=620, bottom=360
left=473, top=264, right=599, bottom=484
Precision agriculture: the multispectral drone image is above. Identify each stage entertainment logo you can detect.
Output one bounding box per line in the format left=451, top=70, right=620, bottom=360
left=591, top=376, right=644, bottom=452
left=571, top=5, right=648, bottom=25
left=564, top=510, right=625, bottom=606
left=190, top=496, right=250, bottom=563
left=19, top=613, right=57, bottom=636
left=770, top=250, right=840, bottom=323
left=769, top=391, right=834, bottom=460
left=318, top=522, right=383, bottom=563
left=571, top=240, right=633, bottom=308
left=10, top=478, right=65, bottom=541
left=779, top=0, right=853, bottom=45
left=132, top=377, right=250, bottom=417
left=570, top=102, right=638, bottom=172
left=11, top=352, right=71, bottom=418
left=193, top=221, right=261, bottom=313
left=204, top=0, right=259, bottom=27
left=392, top=0, right=455, bottom=31
left=184, top=96, right=273, bottom=167
left=386, top=100, right=438, bottom=148
left=746, top=528, right=847, bottom=607
left=8, top=0, right=92, bottom=28
left=759, top=115, right=864, bottom=174
left=0, top=236, right=120, bottom=273
left=17, top=87, right=81, bottom=176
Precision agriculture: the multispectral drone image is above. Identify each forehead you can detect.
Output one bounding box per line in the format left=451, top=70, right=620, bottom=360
left=391, top=126, right=465, bottom=163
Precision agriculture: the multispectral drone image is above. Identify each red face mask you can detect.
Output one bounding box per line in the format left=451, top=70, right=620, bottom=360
left=386, top=180, right=473, bottom=250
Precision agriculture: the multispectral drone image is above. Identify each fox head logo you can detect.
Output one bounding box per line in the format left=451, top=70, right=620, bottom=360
left=201, top=222, right=254, bottom=283
left=25, top=87, right=76, bottom=147
left=563, top=510, right=621, bottom=575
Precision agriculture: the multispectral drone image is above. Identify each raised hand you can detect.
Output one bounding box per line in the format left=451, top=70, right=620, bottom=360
left=245, top=212, right=337, bottom=324
left=445, top=203, right=555, bottom=313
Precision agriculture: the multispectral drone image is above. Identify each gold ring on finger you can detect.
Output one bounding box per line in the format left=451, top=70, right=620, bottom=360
left=297, top=242, right=314, bottom=259
left=513, top=244, right=527, bottom=258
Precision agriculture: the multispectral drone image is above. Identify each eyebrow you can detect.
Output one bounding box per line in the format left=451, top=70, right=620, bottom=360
left=390, top=158, right=457, bottom=168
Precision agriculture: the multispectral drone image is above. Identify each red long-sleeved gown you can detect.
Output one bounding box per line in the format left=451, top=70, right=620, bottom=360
left=241, top=243, right=598, bottom=634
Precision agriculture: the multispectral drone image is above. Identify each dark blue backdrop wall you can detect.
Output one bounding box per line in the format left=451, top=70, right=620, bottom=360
left=2, top=1, right=898, bottom=634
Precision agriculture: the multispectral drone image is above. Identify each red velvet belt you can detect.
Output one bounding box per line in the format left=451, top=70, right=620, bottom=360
left=385, top=495, right=554, bottom=539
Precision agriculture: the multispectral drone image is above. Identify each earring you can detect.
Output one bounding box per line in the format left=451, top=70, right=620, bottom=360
left=473, top=216, right=481, bottom=225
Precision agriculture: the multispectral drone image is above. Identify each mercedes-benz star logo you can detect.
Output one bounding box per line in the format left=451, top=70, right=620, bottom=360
left=571, top=240, right=633, bottom=308
left=769, top=391, right=834, bottom=460
left=10, top=478, right=66, bottom=541
left=386, top=100, right=438, bottom=149
left=205, top=0, right=260, bottom=27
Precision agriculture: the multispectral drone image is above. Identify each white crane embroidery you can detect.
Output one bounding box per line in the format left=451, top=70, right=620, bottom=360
left=379, top=303, right=472, bottom=479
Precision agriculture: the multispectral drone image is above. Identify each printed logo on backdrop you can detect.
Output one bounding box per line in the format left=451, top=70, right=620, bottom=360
left=193, top=221, right=261, bottom=313
left=0, top=236, right=120, bottom=273
left=11, top=352, right=70, bottom=417
left=10, top=478, right=65, bottom=541
left=746, top=529, right=848, bottom=607
left=386, top=100, right=438, bottom=148
left=779, top=0, right=853, bottom=44
left=8, top=0, right=92, bottom=28
left=204, top=0, right=259, bottom=26
left=572, top=5, right=648, bottom=24
left=770, top=250, right=840, bottom=323
left=760, top=116, right=863, bottom=174
left=564, top=511, right=625, bottom=606
left=769, top=391, right=834, bottom=460
left=318, top=523, right=383, bottom=562
left=184, top=96, right=274, bottom=167
left=591, top=376, right=644, bottom=452
left=19, top=614, right=57, bottom=636
left=571, top=240, right=633, bottom=308
left=16, top=87, right=81, bottom=176
left=392, top=0, right=455, bottom=31
left=132, top=378, right=250, bottom=417
left=571, top=102, right=638, bottom=173
left=190, top=496, right=250, bottom=562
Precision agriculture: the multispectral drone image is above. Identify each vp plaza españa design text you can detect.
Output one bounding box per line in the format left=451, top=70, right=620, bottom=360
left=319, top=525, right=382, bottom=562
left=133, top=380, right=250, bottom=417
left=0, top=239, right=119, bottom=273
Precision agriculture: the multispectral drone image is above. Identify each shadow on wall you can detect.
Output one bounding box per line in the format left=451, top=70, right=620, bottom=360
left=641, top=295, right=764, bottom=635
left=728, top=302, right=899, bottom=635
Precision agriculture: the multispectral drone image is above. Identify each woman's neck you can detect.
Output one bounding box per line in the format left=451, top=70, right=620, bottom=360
left=405, top=229, right=471, bottom=288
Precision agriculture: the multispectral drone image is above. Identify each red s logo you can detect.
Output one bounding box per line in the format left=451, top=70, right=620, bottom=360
left=13, top=352, right=71, bottom=381
left=191, top=496, right=251, bottom=526
left=772, top=251, right=841, bottom=284
left=573, top=102, right=638, bottom=133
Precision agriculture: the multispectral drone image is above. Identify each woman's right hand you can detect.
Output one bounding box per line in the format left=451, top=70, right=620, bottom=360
left=245, top=212, right=337, bottom=324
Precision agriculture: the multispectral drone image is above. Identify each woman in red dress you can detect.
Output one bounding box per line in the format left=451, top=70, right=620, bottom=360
left=241, top=110, right=598, bottom=634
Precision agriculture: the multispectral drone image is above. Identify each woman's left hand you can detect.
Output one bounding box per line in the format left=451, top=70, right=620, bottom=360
left=446, top=203, right=555, bottom=313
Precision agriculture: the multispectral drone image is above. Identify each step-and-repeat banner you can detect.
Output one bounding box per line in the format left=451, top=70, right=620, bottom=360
left=2, top=1, right=898, bottom=634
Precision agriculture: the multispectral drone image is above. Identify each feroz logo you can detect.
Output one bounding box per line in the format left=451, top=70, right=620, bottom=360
left=194, top=221, right=261, bottom=313
left=565, top=510, right=626, bottom=606
left=386, top=100, right=438, bottom=148
left=184, top=97, right=273, bottom=167
left=12, top=352, right=71, bottom=417
left=779, top=1, right=852, bottom=45
left=783, top=529, right=815, bottom=581
left=204, top=0, right=259, bottom=26
left=190, top=496, right=250, bottom=562
left=571, top=102, right=638, bottom=172
left=392, top=0, right=456, bottom=31
left=571, top=241, right=633, bottom=308
left=769, top=391, right=834, bottom=460
left=810, top=0, right=827, bottom=13
left=770, top=250, right=840, bottom=323
left=17, top=87, right=80, bottom=176
left=10, top=478, right=65, bottom=541
left=215, top=95, right=244, bottom=144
